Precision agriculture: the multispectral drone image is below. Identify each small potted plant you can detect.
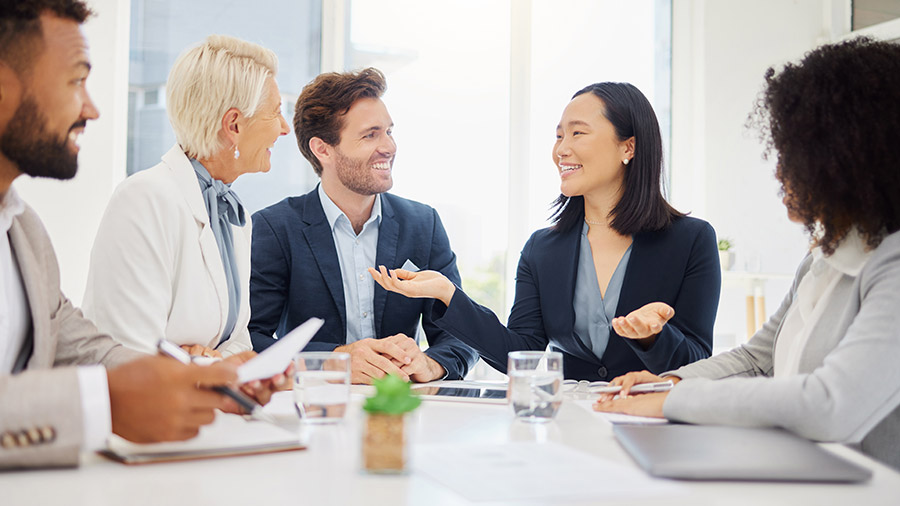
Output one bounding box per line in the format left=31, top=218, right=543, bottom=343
left=718, top=238, right=735, bottom=271
left=362, top=374, right=421, bottom=473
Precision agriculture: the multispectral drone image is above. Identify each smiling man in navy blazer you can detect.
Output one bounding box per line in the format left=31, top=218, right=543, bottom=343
left=249, top=68, right=476, bottom=384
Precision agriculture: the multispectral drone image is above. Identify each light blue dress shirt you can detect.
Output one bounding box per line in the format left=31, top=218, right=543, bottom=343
left=573, top=221, right=632, bottom=360
left=318, top=184, right=382, bottom=343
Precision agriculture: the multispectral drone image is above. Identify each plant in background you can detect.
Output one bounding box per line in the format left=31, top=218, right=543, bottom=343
left=717, top=237, right=736, bottom=270
left=362, top=374, right=420, bottom=473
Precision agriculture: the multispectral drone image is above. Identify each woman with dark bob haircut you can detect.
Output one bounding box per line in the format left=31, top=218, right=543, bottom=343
left=595, top=37, right=900, bottom=471
left=370, top=82, right=720, bottom=381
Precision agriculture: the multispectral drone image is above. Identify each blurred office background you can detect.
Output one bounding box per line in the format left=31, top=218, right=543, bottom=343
left=16, top=0, right=900, bottom=354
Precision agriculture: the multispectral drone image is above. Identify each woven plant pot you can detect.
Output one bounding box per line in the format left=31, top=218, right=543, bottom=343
left=362, top=412, right=406, bottom=473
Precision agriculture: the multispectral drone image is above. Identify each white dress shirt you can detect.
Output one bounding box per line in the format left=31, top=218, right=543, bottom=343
left=774, top=229, right=872, bottom=377
left=1, top=187, right=28, bottom=374
left=1, top=186, right=110, bottom=451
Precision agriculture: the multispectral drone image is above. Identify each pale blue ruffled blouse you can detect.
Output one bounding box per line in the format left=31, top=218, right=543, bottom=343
left=189, top=158, right=244, bottom=345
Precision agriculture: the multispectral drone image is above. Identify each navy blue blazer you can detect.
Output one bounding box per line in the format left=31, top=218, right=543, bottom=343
left=432, top=216, right=721, bottom=381
left=249, top=187, right=477, bottom=379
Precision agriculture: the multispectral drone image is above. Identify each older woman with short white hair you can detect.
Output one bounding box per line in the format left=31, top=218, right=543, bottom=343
left=83, top=35, right=289, bottom=358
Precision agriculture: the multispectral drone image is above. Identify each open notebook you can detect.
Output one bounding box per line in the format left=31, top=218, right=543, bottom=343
left=101, top=412, right=304, bottom=465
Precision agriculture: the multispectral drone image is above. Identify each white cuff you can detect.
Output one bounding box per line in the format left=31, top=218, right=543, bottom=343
left=76, top=366, right=112, bottom=451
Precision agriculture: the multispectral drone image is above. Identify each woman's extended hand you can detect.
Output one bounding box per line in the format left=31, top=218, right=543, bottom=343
left=593, top=391, right=669, bottom=419
left=368, top=266, right=457, bottom=306
left=597, top=370, right=681, bottom=402
left=611, top=302, right=674, bottom=347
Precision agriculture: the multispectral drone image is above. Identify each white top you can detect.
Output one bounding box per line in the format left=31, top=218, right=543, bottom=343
left=774, top=229, right=872, bottom=377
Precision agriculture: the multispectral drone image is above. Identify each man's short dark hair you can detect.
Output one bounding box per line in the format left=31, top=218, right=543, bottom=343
left=0, top=0, right=93, bottom=75
left=293, top=68, right=386, bottom=176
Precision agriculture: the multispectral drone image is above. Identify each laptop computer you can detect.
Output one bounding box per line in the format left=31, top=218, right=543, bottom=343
left=613, top=424, right=872, bottom=482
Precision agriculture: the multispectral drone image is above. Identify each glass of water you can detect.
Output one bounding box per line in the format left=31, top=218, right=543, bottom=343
left=508, top=351, right=563, bottom=423
left=293, top=352, right=351, bottom=423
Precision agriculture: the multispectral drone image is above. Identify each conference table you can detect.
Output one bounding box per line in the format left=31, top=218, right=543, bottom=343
left=3, top=386, right=900, bottom=505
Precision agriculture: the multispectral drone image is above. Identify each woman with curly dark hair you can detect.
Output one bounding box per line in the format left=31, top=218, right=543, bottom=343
left=595, top=37, right=900, bottom=470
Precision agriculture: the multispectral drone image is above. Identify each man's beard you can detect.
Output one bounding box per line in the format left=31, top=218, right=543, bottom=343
left=0, top=95, right=80, bottom=180
left=334, top=149, right=393, bottom=196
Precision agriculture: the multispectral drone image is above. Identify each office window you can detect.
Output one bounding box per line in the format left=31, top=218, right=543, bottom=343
left=853, top=0, right=900, bottom=31
left=126, top=0, right=671, bottom=321
left=127, top=0, right=323, bottom=212
left=347, top=0, right=512, bottom=315
left=346, top=0, right=671, bottom=318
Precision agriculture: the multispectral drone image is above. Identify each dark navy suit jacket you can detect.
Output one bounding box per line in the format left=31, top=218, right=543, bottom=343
left=249, top=187, right=477, bottom=379
left=432, top=216, right=721, bottom=381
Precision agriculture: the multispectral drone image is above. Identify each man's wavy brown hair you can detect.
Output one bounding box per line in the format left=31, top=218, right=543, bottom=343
left=749, top=37, right=900, bottom=254
left=293, top=67, right=386, bottom=176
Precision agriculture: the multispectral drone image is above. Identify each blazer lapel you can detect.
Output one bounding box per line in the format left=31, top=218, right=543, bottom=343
left=301, top=191, right=347, bottom=335
left=162, top=145, right=228, bottom=336
left=8, top=218, right=51, bottom=369
left=541, top=225, right=580, bottom=339
left=373, top=195, right=398, bottom=337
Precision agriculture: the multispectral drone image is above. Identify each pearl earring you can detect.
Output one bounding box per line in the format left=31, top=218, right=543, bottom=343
left=234, top=147, right=240, bottom=160
left=623, top=158, right=630, bottom=165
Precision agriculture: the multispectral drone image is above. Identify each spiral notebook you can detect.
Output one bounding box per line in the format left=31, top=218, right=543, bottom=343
left=101, top=413, right=304, bottom=465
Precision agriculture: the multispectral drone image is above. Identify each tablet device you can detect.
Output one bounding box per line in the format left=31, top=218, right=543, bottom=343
left=614, top=424, right=872, bottom=482
left=411, top=385, right=508, bottom=404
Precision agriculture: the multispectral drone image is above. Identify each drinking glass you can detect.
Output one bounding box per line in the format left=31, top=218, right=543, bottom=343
left=507, top=351, right=563, bottom=422
left=293, top=352, right=351, bottom=423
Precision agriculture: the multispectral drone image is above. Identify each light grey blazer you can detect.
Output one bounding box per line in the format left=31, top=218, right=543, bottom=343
left=663, top=229, right=900, bottom=470
left=0, top=205, right=139, bottom=469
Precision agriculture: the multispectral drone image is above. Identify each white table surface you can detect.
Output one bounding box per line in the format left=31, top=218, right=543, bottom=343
left=3, top=388, right=900, bottom=506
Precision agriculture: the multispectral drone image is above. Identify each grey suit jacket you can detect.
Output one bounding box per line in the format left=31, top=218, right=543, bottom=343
left=663, top=230, right=900, bottom=470
left=0, top=205, right=139, bottom=469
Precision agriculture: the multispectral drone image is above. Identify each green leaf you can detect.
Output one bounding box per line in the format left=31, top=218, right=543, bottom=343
left=363, top=374, right=422, bottom=414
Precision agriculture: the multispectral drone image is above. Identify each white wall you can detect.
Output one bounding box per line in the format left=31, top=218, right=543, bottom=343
left=14, top=0, right=130, bottom=306
left=670, top=0, right=841, bottom=347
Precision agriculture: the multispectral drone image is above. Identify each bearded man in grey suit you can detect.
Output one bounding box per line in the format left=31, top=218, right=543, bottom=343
left=0, top=0, right=243, bottom=469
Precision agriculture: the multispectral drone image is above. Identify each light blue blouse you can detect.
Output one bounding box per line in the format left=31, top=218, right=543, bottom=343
left=189, top=158, right=243, bottom=346
left=573, top=221, right=632, bottom=360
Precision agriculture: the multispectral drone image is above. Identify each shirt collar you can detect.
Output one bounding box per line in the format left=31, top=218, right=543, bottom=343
left=317, top=183, right=382, bottom=232
left=0, top=185, right=26, bottom=235
left=813, top=227, right=872, bottom=277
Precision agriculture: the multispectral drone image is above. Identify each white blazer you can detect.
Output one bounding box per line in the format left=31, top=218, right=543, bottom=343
left=83, top=145, right=252, bottom=356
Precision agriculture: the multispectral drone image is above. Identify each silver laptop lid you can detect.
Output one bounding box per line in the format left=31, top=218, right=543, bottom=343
left=614, top=424, right=872, bottom=482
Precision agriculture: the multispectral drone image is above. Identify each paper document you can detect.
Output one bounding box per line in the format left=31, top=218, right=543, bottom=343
left=415, top=442, right=682, bottom=502
left=259, top=390, right=301, bottom=420
left=573, top=399, right=669, bottom=425
left=238, top=317, right=324, bottom=383
left=102, top=413, right=304, bottom=464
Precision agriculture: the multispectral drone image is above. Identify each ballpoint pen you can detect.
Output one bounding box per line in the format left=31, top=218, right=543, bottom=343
left=156, top=339, right=277, bottom=424
left=564, top=379, right=675, bottom=395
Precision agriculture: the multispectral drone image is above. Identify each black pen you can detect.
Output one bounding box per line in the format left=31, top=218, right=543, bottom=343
left=156, top=339, right=277, bottom=424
